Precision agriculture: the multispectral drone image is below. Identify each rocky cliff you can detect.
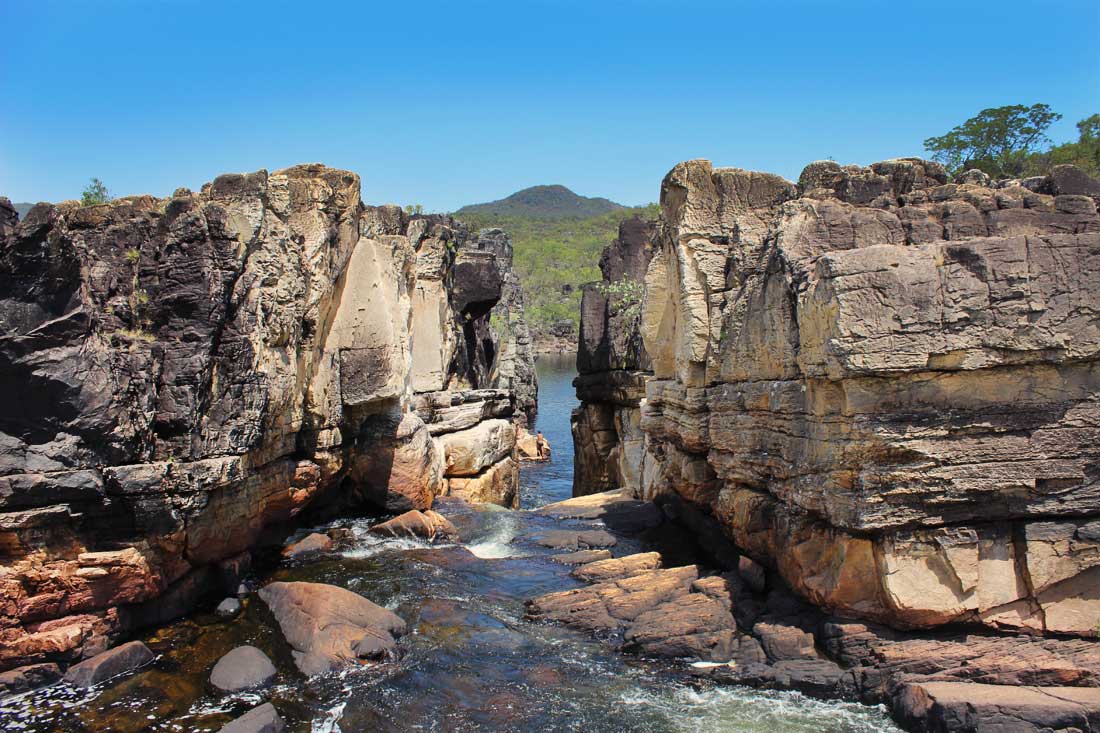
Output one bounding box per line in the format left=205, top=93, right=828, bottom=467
left=578, top=159, right=1100, bottom=639
left=0, top=166, right=536, bottom=670
left=572, top=217, right=656, bottom=496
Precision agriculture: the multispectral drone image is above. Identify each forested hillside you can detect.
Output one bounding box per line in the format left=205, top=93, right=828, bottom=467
left=457, top=200, right=658, bottom=339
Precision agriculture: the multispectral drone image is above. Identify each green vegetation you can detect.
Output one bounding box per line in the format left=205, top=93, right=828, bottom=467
left=596, top=278, right=644, bottom=321
left=457, top=203, right=658, bottom=332
left=81, top=177, right=111, bottom=206
left=924, top=105, right=1099, bottom=178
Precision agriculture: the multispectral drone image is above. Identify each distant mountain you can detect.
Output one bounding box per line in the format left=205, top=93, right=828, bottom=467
left=12, top=202, right=35, bottom=218
left=456, top=185, right=625, bottom=220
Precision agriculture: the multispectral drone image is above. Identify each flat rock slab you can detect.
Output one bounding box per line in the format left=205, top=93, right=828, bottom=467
left=533, top=529, right=617, bottom=550
left=282, top=532, right=333, bottom=558
left=550, top=549, right=613, bottom=565
left=527, top=563, right=740, bottom=662
left=894, top=681, right=1100, bottom=732
left=370, top=510, right=458, bottom=542
left=258, top=581, right=406, bottom=676
left=209, top=645, right=276, bottom=692
left=217, top=702, right=284, bottom=733
left=572, top=552, right=661, bottom=583
left=0, top=663, right=61, bottom=697
left=535, top=490, right=629, bottom=517
left=63, top=641, right=154, bottom=688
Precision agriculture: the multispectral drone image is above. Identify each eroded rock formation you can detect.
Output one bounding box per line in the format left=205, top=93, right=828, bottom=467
left=623, top=158, right=1100, bottom=638
left=572, top=217, right=657, bottom=495
left=0, top=169, right=535, bottom=670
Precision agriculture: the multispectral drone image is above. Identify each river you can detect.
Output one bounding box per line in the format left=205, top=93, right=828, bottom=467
left=2, top=355, right=899, bottom=732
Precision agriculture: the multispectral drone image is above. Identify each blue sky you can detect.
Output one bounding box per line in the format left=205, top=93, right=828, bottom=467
left=2, top=0, right=1097, bottom=211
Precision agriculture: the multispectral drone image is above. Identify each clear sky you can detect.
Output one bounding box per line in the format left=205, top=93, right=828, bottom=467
left=2, top=0, right=1097, bottom=211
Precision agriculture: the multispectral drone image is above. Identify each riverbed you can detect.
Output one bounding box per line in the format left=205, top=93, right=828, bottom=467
left=1, top=355, right=899, bottom=732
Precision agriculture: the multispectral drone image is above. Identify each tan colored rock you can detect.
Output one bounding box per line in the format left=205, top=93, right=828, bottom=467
left=572, top=552, right=661, bottom=583
left=369, top=510, right=458, bottom=542
left=444, top=457, right=519, bottom=508
left=258, top=581, right=406, bottom=676
left=435, top=419, right=516, bottom=477
left=626, top=159, right=1100, bottom=637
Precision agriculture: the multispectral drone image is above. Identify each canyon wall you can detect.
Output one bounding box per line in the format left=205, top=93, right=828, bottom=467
left=0, top=166, right=535, bottom=670
left=572, top=217, right=656, bottom=496
left=581, top=159, right=1100, bottom=637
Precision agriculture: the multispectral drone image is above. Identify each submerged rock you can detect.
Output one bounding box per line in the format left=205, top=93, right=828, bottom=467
left=217, top=702, right=284, bottom=733
left=209, top=645, right=276, bottom=693
left=258, top=581, right=406, bottom=676
left=63, top=641, right=154, bottom=688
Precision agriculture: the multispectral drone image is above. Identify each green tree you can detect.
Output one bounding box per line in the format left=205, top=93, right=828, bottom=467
left=404, top=203, right=424, bottom=215
left=924, top=104, right=1062, bottom=178
left=81, top=178, right=111, bottom=206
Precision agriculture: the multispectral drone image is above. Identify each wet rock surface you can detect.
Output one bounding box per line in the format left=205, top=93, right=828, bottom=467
left=369, top=509, right=459, bottom=542
left=62, top=640, right=154, bottom=688
left=209, top=645, right=277, bottom=692
left=217, top=702, right=285, bottom=733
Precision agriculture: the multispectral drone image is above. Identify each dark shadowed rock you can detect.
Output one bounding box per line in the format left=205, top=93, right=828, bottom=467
left=258, top=581, right=406, bottom=676
left=0, top=663, right=61, bottom=697
left=1049, top=164, right=1100, bottom=196
left=217, top=702, right=284, bottom=733
left=63, top=641, right=154, bottom=688
left=209, top=645, right=276, bottom=692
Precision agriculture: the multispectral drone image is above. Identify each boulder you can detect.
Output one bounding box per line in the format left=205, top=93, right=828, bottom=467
left=258, top=581, right=406, bottom=676
left=753, top=622, right=817, bottom=661
left=435, top=419, right=516, bottom=477
left=215, top=597, right=242, bottom=619
left=63, top=641, right=154, bottom=688
left=281, top=532, right=333, bottom=558
left=369, top=510, right=458, bottom=542
left=217, top=702, right=285, bottom=733
left=0, top=663, right=61, bottom=697
left=209, top=645, right=276, bottom=692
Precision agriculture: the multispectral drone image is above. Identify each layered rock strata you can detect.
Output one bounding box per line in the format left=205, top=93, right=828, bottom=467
left=572, top=217, right=657, bottom=495
left=0, top=171, right=535, bottom=670
left=630, top=158, right=1100, bottom=638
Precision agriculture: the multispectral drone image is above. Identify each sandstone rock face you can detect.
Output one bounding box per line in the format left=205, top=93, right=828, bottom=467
left=0, top=167, right=535, bottom=670
left=626, top=159, right=1100, bottom=636
left=572, top=217, right=657, bottom=496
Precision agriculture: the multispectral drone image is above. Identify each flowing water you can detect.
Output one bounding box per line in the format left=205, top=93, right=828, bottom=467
left=1, top=354, right=899, bottom=732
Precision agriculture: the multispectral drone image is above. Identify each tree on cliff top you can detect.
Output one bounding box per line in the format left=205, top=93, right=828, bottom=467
left=924, top=104, right=1061, bottom=178
left=81, top=178, right=111, bottom=206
